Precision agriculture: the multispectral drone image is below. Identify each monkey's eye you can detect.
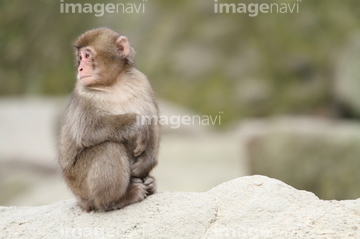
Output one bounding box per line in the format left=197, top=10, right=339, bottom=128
left=85, top=52, right=90, bottom=59
left=79, top=55, right=82, bottom=61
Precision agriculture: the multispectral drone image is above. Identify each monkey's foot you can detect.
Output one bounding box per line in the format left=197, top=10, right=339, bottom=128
left=112, top=180, right=148, bottom=209
left=143, top=176, right=156, bottom=195
left=130, top=176, right=156, bottom=195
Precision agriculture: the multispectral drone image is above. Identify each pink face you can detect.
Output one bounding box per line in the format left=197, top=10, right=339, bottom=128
left=77, top=48, right=97, bottom=85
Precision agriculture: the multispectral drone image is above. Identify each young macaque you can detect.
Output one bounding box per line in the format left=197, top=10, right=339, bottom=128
left=59, top=27, right=160, bottom=212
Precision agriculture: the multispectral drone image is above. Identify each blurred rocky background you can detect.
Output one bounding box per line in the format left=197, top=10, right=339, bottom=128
left=1, top=0, right=360, bottom=206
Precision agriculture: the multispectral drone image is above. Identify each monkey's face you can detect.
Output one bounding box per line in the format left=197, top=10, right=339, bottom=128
left=77, top=47, right=99, bottom=86
left=74, top=28, right=134, bottom=88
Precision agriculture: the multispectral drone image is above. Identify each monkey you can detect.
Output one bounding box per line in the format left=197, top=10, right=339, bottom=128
left=58, top=27, right=161, bottom=212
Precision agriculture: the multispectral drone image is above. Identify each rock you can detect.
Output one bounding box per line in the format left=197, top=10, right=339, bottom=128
left=1, top=176, right=359, bottom=238
left=335, top=33, right=360, bottom=117
left=243, top=117, right=360, bottom=200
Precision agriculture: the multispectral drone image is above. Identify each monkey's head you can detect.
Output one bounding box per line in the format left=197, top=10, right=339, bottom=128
left=74, top=27, right=136, bottom=88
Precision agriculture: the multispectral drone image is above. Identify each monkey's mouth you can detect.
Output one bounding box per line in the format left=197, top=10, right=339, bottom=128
left=80, top=75, right=92, bottom=79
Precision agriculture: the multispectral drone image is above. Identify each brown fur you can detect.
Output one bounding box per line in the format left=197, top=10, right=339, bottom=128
left=59, top=28, right=160, bottom=212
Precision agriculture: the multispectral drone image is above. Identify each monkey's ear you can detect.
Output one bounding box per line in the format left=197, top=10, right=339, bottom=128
left=116, top=36, right=131, bottom=58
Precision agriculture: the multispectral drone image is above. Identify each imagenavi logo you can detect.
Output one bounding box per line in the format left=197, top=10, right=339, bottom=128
left=60, top=0, right=148, bottom=17
left=214, top=0, right=302, bottom=17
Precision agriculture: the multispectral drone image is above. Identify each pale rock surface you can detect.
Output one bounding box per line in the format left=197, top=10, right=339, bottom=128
left=1, top=175, right=359, bottom=239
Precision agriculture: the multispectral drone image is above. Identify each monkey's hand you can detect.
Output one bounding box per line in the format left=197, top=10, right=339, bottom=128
left=133, top=126, right=149, bottom=157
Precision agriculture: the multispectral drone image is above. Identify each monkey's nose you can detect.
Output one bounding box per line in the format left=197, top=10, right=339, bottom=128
left=79, top=68, right=83, bottom=72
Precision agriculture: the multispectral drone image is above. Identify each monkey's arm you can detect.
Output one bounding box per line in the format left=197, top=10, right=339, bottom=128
left=105, top=113, right=150, bottom=157
left=59, top=128, right=80, bottom=170
left=59, top=114, right=134, bottom=170
left=80, top=113, right=135, bottom=147
left=133, top=124, right=150, bottom=157
left=81, top=113, right=149, bottom=157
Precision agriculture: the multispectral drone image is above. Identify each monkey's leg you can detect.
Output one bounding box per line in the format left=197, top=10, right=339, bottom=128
left=86, top=142, right=131, bottom=211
